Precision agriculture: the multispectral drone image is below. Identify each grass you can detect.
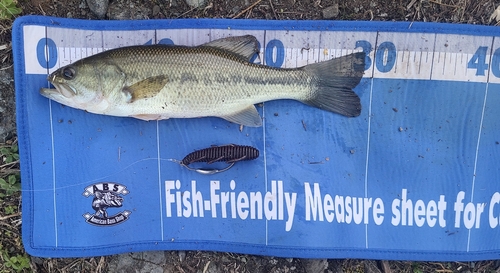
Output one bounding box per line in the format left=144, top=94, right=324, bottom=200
left=0, top=137, right=30, bottom=273
left=0, top=0, right=21, bottom=20
left=0, top=143, right=20, bottom=197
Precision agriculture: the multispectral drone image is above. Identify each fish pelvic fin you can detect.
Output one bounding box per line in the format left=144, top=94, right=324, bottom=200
left=221, top=105, right=262, bottom=127
left=123, top=75, right=169, bottom=103
left=202, top=35, right=259, bottom=61
left=303, top=52, right=365, bottom=117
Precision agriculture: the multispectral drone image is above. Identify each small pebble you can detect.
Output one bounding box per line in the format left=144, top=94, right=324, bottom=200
left=152, top=5, right=161, bottom=17
left=86, top=0, right=109, bottom=18
left=303, top=259, right=328, bottom=273
left=322, top=4, right=339, bottom=19
left=178, top=250, right=186, bottom=262
left=107, top=1, right=130, bottom=20
left=185, top=0, right=206, bottom=8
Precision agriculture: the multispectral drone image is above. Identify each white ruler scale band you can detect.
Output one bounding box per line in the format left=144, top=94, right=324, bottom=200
left=13, top=16, right=500, bottom=260
left=24, top=25, right=500, bottom=83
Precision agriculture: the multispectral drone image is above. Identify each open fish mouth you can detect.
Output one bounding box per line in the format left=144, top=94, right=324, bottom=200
left=39, top=87, right=58, bottom=98
left=40, top=83, right=76, bottom=99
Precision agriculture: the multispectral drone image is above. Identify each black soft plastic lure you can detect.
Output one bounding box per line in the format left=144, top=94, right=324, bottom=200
left=180, top=144, right=259, bottom=174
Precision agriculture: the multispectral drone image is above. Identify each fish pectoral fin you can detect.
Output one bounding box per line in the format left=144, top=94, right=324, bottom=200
left=123, top=75, right=169, bottom=103
left=221, top=105, right=262, bottom=127
left=130, top=114, right=164, bottom=121
left=202, top=35, right=259, bottom=61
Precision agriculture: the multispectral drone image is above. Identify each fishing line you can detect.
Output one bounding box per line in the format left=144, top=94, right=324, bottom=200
left=18, top=144, right=260, bottom=193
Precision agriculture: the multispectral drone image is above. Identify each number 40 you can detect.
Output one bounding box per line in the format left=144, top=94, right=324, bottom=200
left=467, top=46, right=500, bottom=77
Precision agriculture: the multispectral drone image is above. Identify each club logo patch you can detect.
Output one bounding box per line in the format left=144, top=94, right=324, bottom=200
left=82, top=182, right=131, bottom=226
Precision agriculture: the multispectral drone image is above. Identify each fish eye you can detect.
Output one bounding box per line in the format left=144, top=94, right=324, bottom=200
left=62, top=67, right=76, bottom=80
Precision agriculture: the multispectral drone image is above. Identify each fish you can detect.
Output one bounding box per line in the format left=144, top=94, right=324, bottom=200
left=40, top=35, right=365, bottom=127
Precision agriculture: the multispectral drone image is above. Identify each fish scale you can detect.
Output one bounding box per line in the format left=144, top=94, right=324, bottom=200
left=105, top=47, right=304, bottom=105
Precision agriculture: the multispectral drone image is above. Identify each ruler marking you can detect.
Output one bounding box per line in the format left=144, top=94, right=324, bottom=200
left=454, top=53, right=457, bottom=76
left=317, top=31, right=322, bottom=63
left=430, top=41, right=437, bottom=81
left=442, top=52, right=446, bottom=75
left=406, top=51, right=411, bottom=75
left=418, top=51, right=423, bottom=75
left=466, top=36, right=494, bottom=252
left=44, top=26, right=59, bottom=248
left=263, top=29, right=268, bottom=246
left=156, top=121, right=164, bottom=241
left=364, top=31, right=379, bottom=249
left=394, top=49, right=399, bottom=74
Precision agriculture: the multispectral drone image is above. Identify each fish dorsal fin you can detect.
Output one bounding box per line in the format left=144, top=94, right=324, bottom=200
left=202, top=35, right=259, bottom=61
left=221, top=105, right=262, bottom=127
left=123, top=75, right=169, bottom=103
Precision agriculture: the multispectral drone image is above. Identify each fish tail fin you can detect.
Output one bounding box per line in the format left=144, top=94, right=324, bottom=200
left=303, top=52, right=365, bottom=117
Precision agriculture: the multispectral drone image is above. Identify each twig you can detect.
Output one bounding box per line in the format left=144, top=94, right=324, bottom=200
left=0, top=160, right=19, bottom=169
left=232, top=0, right=262, bottom=19
left=428, top=0, right=460, bottom=8
left=95, top=256, right=106, bottom=273
left=381, top=260, right=392, bottom=273
left=475, top=261, right=494, bottom=272
left=38, top=4, right=46, bottom=16
left=406, top=0, right=418, bottom=10
left=269, top=0, right=278, bottom=19
left=0, top=64, right=11, bottom=70
left=0, top=169, right=20, bottom=176
left=203, top=261, right=211, bottom=273
left=61, top=259, right=84, bottom=272
left=366, top=9, right=374, bottom=20
left=276, top=11, right=304, bottom=14
left=0, top=212, right=20, bottom=221
left=176, top=6, right=197, bottom=19
left=203, top=2, right=213, bottom=14
left=175, top=265, right=186, bottom=273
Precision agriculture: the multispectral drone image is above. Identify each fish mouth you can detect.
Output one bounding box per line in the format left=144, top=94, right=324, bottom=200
left=40, top=82, right=76, bottom=99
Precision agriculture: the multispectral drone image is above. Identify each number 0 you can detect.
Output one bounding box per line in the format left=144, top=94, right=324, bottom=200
left=36, top=38, right=57, bottom=69
left=375, top=42, right=396, bottom=73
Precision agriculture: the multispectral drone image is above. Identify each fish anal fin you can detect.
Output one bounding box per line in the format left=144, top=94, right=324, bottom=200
left=123, top=75, right=169, bottom=103
left=221, top=105, right=262, bottom=127
left=202, top=35, right=259, bottom=61
left=130, top=114, right=164, bottom=121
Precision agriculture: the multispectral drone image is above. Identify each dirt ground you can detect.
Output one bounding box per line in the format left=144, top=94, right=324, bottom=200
left=2, top=0, right=500, bottom=272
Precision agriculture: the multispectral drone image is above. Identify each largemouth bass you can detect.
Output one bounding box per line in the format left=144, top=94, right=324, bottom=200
left=40, top=35, right=365, bottom=127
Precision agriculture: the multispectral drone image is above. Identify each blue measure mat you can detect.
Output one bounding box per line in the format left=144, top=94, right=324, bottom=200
left=13, top=15, right=500, bottom=260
